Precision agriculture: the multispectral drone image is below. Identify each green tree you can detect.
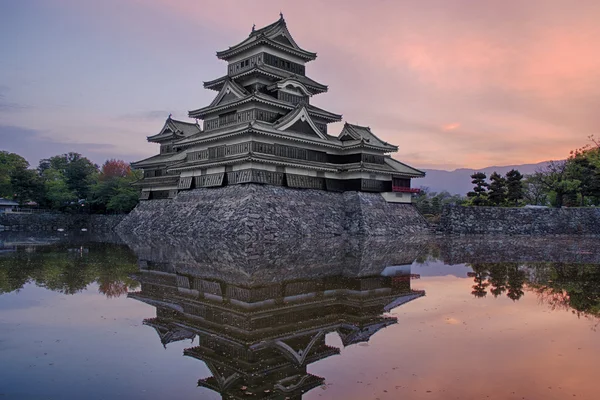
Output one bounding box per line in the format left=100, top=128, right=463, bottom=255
left=0, top=151, right=29, bottom=199
left=10, top=167, right=44, bottom=206
left=41, top=168, right=77, bottom=210
left=39, top=153, right=99, bottom=200
left=431, top=195, right=442, bottom=214
left=505, top=169, right=524, bottom=206
left=488, top=172, right=507, bottom=206
left=467, top=172, right=489, bottom=206
left=538, top=161, right=579, bottom=208
left=567, top=151, right=600, bottom=206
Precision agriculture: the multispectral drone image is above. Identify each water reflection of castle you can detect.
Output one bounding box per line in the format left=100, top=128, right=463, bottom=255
left=126, top=237, right=425, bottom=399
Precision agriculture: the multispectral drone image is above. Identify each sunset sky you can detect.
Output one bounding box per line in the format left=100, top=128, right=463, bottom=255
left=1, top=0, right=600, bottom=170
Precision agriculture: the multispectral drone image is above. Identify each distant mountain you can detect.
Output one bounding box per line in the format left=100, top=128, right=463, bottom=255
left=418, top=161, right=553, bottom=195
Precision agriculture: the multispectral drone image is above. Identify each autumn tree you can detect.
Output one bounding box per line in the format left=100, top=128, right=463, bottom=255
left=89, top=160, right=140, bottom=213
left=99, top=159, right=131, bottom=180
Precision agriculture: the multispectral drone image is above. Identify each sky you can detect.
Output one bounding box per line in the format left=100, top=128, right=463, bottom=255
left=1, top=0, right=600, bottom=170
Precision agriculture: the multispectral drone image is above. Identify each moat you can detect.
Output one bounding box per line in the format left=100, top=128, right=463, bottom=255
left=1, top=233, right=599, bottom=399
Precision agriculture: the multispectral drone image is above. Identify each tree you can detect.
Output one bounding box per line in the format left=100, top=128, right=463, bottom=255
left=431, top=195, right=442, bottom=215
left=0, top=151, right=29, bottom=198
left=89, top=161, right=140, bottom=213
left=505, top=169, right=524, bottom=206
left=10, top=167, right=44, bottom=205
left=488, top=172, right=507, bottom=206
left=467, top=172, right=489, bottom=206
left=566, top=150, right=600, bottom=206
left=41, top=168, right=77, bottom=210
left=537, top=161, right=579, bottom=208
left=39, top=153, right=99, bottom=200
left=100, top=159, right=131, bottom=180
left=523, top=173, right=549, bottom=206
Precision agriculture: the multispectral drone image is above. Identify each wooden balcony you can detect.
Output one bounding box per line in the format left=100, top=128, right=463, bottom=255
left=392, top=186, right=420, bottom=193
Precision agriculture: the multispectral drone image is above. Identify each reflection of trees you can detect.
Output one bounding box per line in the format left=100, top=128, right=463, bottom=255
left=528, top=263, right=600, bottom=320
left=468, top=263, right=527, bottom=301
left=470, top=264, right=490, bottom=298
left=487, top=263, right=507, bottom=297
left=0, top=244, right=139, bottom=297
left=468, top=262, right=600, bottom=322
left=506, top=264, right=526, bottom=301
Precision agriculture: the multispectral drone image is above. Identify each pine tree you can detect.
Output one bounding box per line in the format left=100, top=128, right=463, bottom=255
left=506, top=169, right=524, bottom=206
left=467, top=172, right=489, bottom=206
left=488, top=172, right=507, bottom=206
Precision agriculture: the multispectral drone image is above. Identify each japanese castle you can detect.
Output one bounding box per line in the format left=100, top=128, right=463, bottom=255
left=132, top=14, right=424, bottom=202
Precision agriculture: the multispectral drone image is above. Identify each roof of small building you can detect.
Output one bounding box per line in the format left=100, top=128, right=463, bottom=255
left=216, top=15, right=317, bottom=61
left=0, top=198, right=18, bottom=206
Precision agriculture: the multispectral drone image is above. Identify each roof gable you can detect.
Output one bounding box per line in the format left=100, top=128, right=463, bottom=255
left=216, top=16, right=317, bottom=61
left=339, top=123, right=397, bottom=151
left=207, top=79, right=248, bottom=108
left=147, top=116, right=201, bottom=142
left=274, top=105, right=328, bottom=140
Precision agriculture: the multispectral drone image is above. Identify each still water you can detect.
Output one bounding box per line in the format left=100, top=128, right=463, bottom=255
left=0, top=234, right=599, bottom=400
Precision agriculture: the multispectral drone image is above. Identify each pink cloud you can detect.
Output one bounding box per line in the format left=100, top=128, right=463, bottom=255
left=37, top=0, right=600, bottom=169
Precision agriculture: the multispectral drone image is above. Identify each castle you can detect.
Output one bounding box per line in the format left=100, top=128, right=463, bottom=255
left=131, top=14, right=424, bottom=204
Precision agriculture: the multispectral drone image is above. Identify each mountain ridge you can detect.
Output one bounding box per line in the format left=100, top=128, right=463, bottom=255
left=417, top=161, right=554, bottom=195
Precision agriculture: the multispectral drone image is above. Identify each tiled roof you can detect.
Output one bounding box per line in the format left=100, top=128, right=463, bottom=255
left=340, top=123, right=398, bottom=151
left=215, top=16, right=316, bottom=61
left=384, top=156, right=426, bottom=178
left=147, top=117, right=201, bottom=142
left=131, top=151, right=186, bottom=168
left=204, top=66, right=328, bottom=94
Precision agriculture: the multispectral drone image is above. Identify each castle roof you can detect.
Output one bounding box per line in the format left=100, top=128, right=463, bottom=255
left=339, top=123, right=398, bottom=151
left=216, top=15, right=317, bottom=62
left=204, top=65, right=328, bottom=94
left=147, top=116, right=201, bottom=143
left=188, top=91, right=340, bottom=122
left=384, top=156, right=426, bottom=178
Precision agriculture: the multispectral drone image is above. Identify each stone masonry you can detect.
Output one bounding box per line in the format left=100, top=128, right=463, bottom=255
left=440, top=205, right=600, bottom=235
left=116, top=184, right=429, bottom=239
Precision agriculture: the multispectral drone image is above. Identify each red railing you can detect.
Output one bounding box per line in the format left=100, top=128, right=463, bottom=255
left=392, top=186, right=420, bottom=193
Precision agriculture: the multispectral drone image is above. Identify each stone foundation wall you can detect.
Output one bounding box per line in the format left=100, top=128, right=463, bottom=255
left=440, top=205, right=600, bottom=235
left=0, top=213, right=124, bottom=233
left=116, top=184, right=428, bottom=239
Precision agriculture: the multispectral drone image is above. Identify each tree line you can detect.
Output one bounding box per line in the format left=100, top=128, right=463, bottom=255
left=416, top=136, right=600, bottom=215
left=469, top=137, right=600, bottom=208
left=0, top=151, right=140, bottom=213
